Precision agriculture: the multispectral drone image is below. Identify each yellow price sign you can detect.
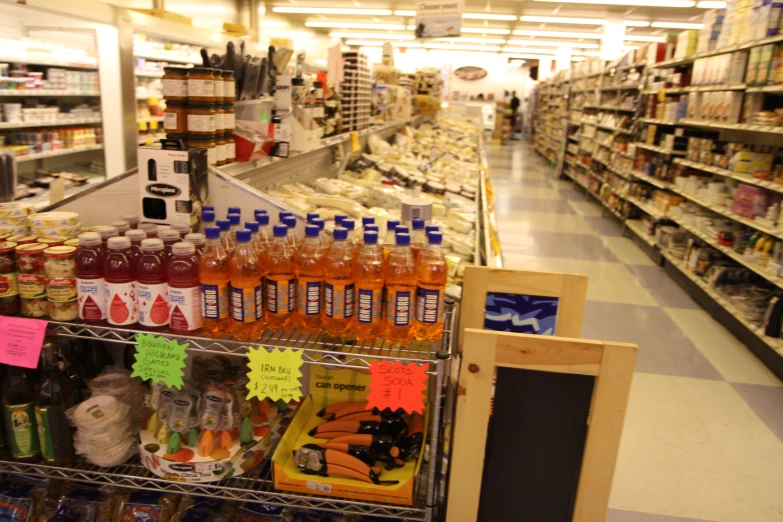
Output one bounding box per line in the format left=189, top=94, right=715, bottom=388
left=350, top=131, right=361, bottom=152
left=246, top=346, right=304, bottom=402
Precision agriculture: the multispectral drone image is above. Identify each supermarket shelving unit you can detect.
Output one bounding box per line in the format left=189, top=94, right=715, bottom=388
left=533, top=76, right=568, bottom=166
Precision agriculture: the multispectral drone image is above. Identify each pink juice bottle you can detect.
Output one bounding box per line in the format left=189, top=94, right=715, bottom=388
left=75, top=232, right=106, bottom=324
left=104, top=236, right=138, bottom=328
left=139, top=222, right=158, bottom=239
left=168, top=242, right=202, bottom=335
left=136, top=238, right=169, bottom=331
left=160, top=229, right=182, bottom=263
left=126, top=229, right=147, bottom=270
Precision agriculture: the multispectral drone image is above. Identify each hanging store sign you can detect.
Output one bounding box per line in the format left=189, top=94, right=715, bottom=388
left=454, top=66, right=488, bottom=81
left=414, top=0, right=464, bottom=38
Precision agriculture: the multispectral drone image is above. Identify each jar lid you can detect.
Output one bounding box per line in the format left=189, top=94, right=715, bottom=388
left=37, top=237, right=67, bottom=245
left=16, top=243, right=47, bottom=254
left=223, top=103, right=234, bottom=109
left=0, top=241, right=18, bottom=253
left=188, top=102, right=215, bottom=108
left=163, top=66, right=191, bottom=74
left=44, top=245, right=77, bottom=258
left=166, top=133, right=188, bottom=140
left=63, top=239, right=80, bottom=246
left=190, top=67, right=217, bottom=74
left=9, top=235, right=38, bottom=243
left=224, top=133, right=234, bottom=138
left=165, top=100, right=188, bottom=107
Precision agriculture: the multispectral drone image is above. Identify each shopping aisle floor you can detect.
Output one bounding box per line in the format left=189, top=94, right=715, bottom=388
left=487, top=141, right=783, bottom=522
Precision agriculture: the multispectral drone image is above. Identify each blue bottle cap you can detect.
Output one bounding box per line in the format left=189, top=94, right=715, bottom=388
left=254, top=210, right=268, bottom=221
left=257, top=214, right=269, bottom=226
left=236, top=229, right=251, bottom=242
left=362, top=216, right=375, bottom=226
left=312, top=218, right=325, bottom=230
left=205, top=226, right=221, bottom=239
left=245, top=221, right=259, bottom=232
left=396, top=233, right=411, bottom=246
left=387, top=219, right=400, bottom=231
left=228, top=213, right=241, bottom=225
left=395, top=226, right=409, bottom=235
left=343, top=219, right=356, bottom=231
left=216, top=219, right=230, bottom=231
left=428, top=231, right=443, bottom=245
left=335, top=214, right=347, bottom=225
left=279, top=211, right=292, bottom=221
left=412, top=218, right=425, bottom=230
left=364, top=231, right=379, bottom=244
left=273, top=224, right=288, bottom=237
left=305, top=225, right=320, bottom=238
left=333, top=227, right=348, bottom=241
left=307, top=213, right=320, bottom=223
left=202, top=210, right=216, bottom=222
left=425, top=225, right=439, bottom=234
left=283, top=216, right=297, bottom=228
left=228, top=207, right=241, bottom=215
left=365, top=224, right=379, bottom=233
left=202, top=205, right=215, bottom=212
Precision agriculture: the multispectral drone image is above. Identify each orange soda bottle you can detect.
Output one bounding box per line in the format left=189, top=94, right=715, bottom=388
left=323, top=227, right=355, bottom=337
left=354, top=230, right=385, bottom=342
left=282, top=216, right=301, bottom=251
left=294, top=225, right=324, bottom=334
left=385, top=232, right=415, bottom=345
left=244, top=221, right=260, bottom=256
left=265, top=224, right=296, bottom=332
left=227, top=213, right=241, bottom=242
left=311, top=218, right=329, bottom=254
left=216, top=219, right=235, bottom=255
left=410, top=219, right=426, bottom=262
left=200, top=226, right=231, bottom=338
left=382, top=220, right=400, bottom=260
left=229, top=229, right=263, bottom=341
left=255, top=213, right=272, bottom=253
left=414, top=231, right=448, bottom=342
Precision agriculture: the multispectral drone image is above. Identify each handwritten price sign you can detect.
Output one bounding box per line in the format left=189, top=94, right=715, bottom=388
left=0, top=316, right=48, bottom=369
left=246, top=347, right=303, bottom=402
left=367, top=360, right=429, bottom=414
left=130, top=334, right=188, bottom=388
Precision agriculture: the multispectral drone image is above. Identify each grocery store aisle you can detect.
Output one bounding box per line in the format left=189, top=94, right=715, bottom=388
left=487, top=141, right=783, bottom=522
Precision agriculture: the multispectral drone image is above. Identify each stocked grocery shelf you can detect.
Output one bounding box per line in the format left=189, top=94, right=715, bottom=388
left=650, top=33, right=783, bottom=69
left=15, top=144, right=104, bottom=163
left=0, top=117, right=102, bottom=129
left=673, top=158, right=783, bottom=194
left=628, top=170, right=673, bottom=190
left=0, top=458, right=430, bottom=521
left=624, top=219, right=657, bottom=248
left=0, top=54, right=97, bottom=69
left=633, top=142, right=686, bottom=156
left=134, top=71, right=164, bottom=78
left=0, top=89, right=100, bottom=97
left=133, top=50, right=202, bottom=65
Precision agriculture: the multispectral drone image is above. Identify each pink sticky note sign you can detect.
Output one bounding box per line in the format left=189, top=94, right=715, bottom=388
left=0, top=316, right=48, bottom=369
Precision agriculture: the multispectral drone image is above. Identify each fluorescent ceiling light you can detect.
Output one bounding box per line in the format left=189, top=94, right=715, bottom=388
left=345, top=40, right=423, bottom=47
left=624, top=34, right=666, bottom=41
left=423, top=43, right=502, bottom=51
left=519, top=15, right=650, bottom=26
left=502, top=47, right=558, bottom=54
left=329, top=32, right=417, bottom=40
left=463, top=13, right=518, bottom=20
left=461, top=27, right=512, bottom=34
left=305, top=22, right=406, bottom=30
left=273, top=7, right=392, bottom=15
left=394, top=10, right=417, bottom=16
left=436, top=37, right=507, bottom=44
left=625, top=20, right=651, bottom=27
left=651, top=21, right=704, bottom=28
left=503, top=53, right=552, bottom=59
left=512, top=29, right=601, bottom=38
left=696, top=0, right=726, bottom=6
left=506, top=39, right=599, bottom=48
left=534, top=0, right=695, bottom=6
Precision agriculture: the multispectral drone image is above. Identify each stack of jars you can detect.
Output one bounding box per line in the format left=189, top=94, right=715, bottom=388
left=162, top=67, right=236, bottom=167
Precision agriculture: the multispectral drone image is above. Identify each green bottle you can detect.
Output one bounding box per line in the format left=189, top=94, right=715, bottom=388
left=36, top=343, right=75, bottom=465
left=2, top=364, right=40, bottom=461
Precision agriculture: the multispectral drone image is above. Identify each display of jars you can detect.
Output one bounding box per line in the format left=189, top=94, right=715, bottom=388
left=164, top=101, right=188, bottom=134
left=222, top=71, right=235, bottom=102
left=224, top=133, right=236, bottom=164
left=189, top=135, right=217, bottom=166
left=215, top=104, right=226, bottom=135
left=162, top=66, right=189, bottom=101
left=188, top=68, right=217, bottom=102
left=16, top=243, right=47, bottom=318
left=188, top=103, right=216, bottom=135
left=223, top=103, right=235, bottom=132
left=215, top=134, right=227, bottom=166
left=44, top=245, right=78, bottom=321
left=0, top=241, right=19, bottom=315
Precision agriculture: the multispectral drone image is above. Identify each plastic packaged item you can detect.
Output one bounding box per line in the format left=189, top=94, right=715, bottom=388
left=104, top=236, right=138, bottom=327
left=75, top=232, right=106, bottom=323
left=30, top=211, right=79, bottom=228
left=168, top=242, right=202, bottom=335
left=323, top=227, right=355, bottom=336
left=414, top=231, right=447, bottom=342
left=0, top=241, right=19, bottom=315
left=294, top=224, right=325, bottom=334
left=265, top=224, right=295, bottom=332
left=354, top=230, right=385, bottom=342
left=137, top=238, right=169, bottom=331
left=87, top=367, right=149, bottom=427
left=385, top=232, right=415, bottom=345
left=230, top=229, right=263, bottom=341
left=200, top=227, right=231, bottom=339
left=69, top=394, right=137, bottom=467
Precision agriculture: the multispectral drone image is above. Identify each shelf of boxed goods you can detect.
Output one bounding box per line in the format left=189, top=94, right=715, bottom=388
left=650, top=33, right=783, bottom=70
left=633, top=141, right=687, bottom=156
left=0, top=89, right=101, bottom=97
left=0, top=117, right=102, bottom=130
left=673, top=158, right=783, bottom=194
left=14, top=143, right=104, bottom=163
left=640, top=84, right=746, bottom=95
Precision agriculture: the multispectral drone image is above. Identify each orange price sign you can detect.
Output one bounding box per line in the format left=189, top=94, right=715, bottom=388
left=367, top=360, right=429, bottom=414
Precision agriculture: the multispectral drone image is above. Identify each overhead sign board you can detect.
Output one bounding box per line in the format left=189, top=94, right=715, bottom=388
left=414, top=0, right=464, bottom=38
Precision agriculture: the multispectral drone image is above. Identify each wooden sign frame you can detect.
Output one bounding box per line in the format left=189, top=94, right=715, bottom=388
left=447, top=328, right=636, bottom=522
left=459, top=266, right=588, bottom=351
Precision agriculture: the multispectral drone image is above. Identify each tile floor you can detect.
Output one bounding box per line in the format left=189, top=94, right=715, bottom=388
left=487, top=141, right=783, bottom=522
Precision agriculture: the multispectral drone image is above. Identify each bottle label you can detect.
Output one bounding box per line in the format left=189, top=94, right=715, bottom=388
left=325, top=282, right=354, bottom=319
left=215, top=112, right=225, bottom=131
left=188, top=79, right=214, bottom=98
left=163, top=111, right=178, bottom=130
left=202, top=283, right=229, bottom=320
left=18, top=274, right=45, bottom=299
left=266, top=278, right=295, bottom=315
left=188, top=114, right=216, bottom=133
left=216, top=141, right=227, bottom=163
left=357, top=287, right=382, bottom=324
left=77, top=277, right=106, bottom=321
left=225, top=113, right=235, bottom=130
left=416, top=286, right=444, bottom=324
left=0, top=272, right=18, bottom=297
left=169, top=286, right=202, bottom=331
left=387, top=289, right=412, bottom=326
left=231, top=285, right=263, bottom=322
left=162, top=79, right=187, bottom=97
left=35, top=406, right=55, bottom=462
left=297, top=280, right=322, bottom=316
left=226, top=140, right=236, bottom=159
left=138, top=282, right=170, bottom=327
left=46, top=277, right=77, bottom=302
left=105, top=281, right=138, bottom=325
left=0, top=494, right=31, bottom=520
left=207, top=146, right=216, bottom=166
left=215, top=78, right=225, bottom=98
left=3, top=403, right=40, bottom=458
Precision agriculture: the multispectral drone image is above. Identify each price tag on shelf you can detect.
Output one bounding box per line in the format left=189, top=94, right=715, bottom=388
left=0, top=316, right=48, bottom=369
left=367, top=360, right=429, bottom=414
left=350, top=131, right=361, bottom=152
left=131, top=334, right=188, bottom=388
left=246, top=346, right=303, bottom=402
